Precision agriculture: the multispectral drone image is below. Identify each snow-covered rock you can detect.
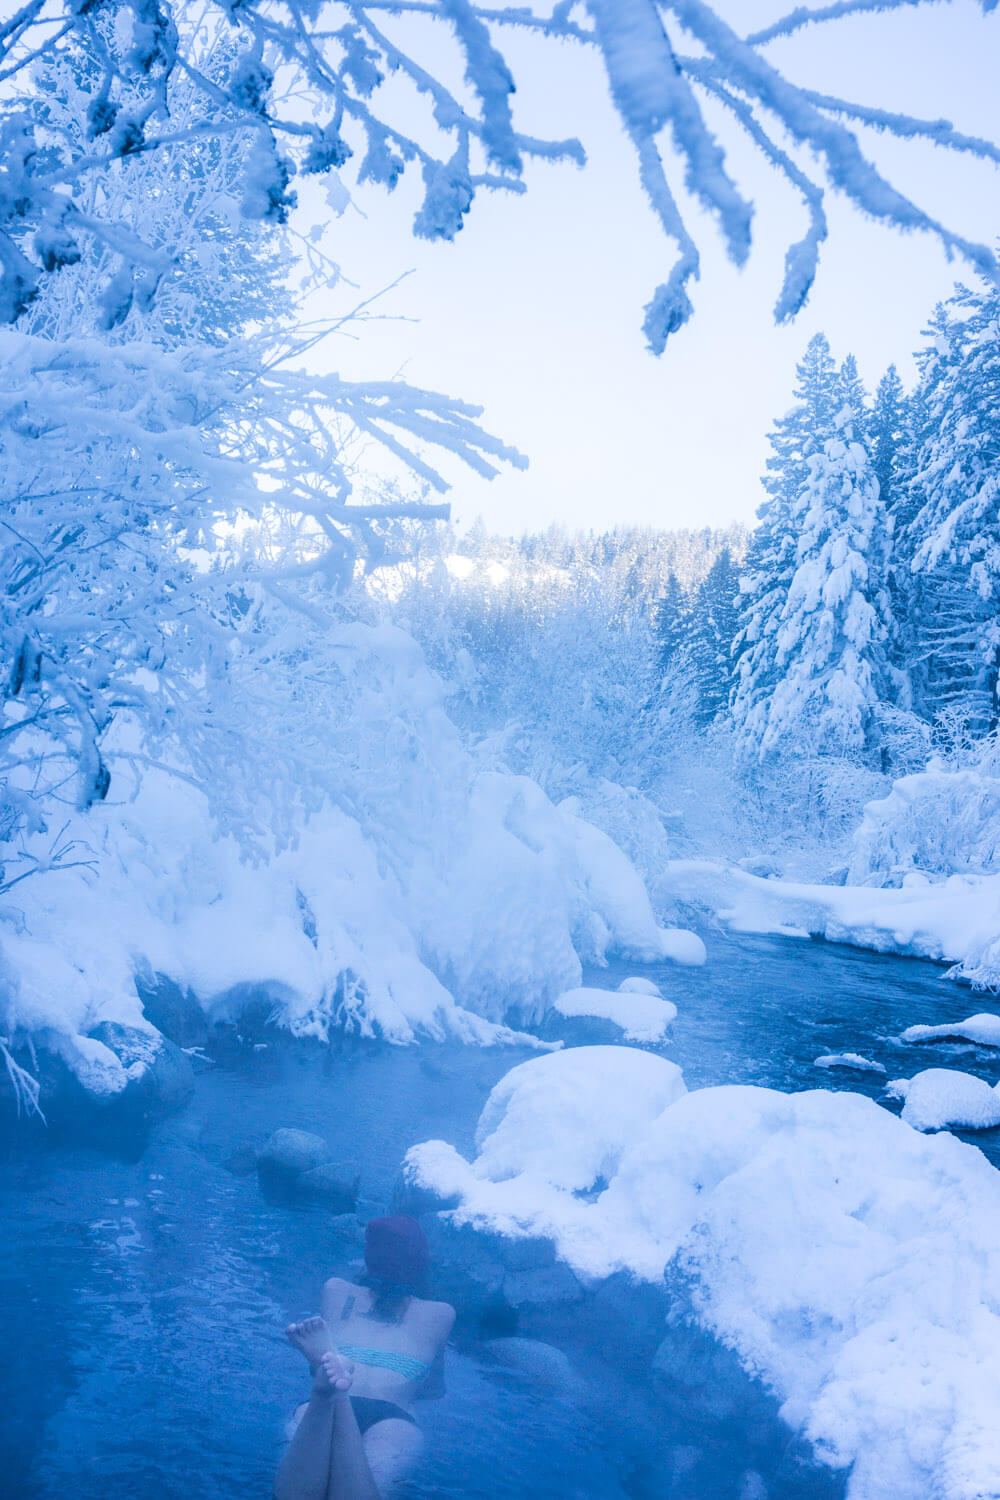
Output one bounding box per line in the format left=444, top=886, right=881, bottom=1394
left=617, top=976, right=662, bottom=997
left=658, top=927, right=707, bottom=965
left=900, top=1013, right=1000, bottom=1048
left=407, top=1057, right=1000, bottom=1500
left=886, top=1068, right=1000, bottom=1132
left=471, top=1046, right=686, bottom=1194
left=814, top=1053, right=886, bottom=1074
left=553, top=985, right=676, bottom=1043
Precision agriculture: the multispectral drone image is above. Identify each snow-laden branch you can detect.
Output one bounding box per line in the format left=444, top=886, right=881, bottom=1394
left=1, top=0, right=997, bottom=349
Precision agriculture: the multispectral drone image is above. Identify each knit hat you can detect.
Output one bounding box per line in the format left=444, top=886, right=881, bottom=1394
left=364, top=1215, right=430, bottom=1285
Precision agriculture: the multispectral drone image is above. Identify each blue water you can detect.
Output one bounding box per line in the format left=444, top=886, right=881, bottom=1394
left=1, top=931, right=996, bottom=1499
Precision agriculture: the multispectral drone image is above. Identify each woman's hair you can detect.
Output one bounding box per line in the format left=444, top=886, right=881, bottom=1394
left=362, top=1216, right=430, bottom=1322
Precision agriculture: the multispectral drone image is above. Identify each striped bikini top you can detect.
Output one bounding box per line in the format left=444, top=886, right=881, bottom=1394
left=337, top=1343, right=431, bottom=1382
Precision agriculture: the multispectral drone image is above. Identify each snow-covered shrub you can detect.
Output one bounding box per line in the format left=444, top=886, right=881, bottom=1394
left=848, top=765, right=1000, bottom=886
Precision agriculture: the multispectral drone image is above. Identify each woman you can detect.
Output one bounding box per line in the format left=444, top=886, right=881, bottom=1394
left=275, top=1215, right=455, bottom=1500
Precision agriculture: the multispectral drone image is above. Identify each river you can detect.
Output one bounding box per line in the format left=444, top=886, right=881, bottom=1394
left=2, top=932, right=995, bottom=1499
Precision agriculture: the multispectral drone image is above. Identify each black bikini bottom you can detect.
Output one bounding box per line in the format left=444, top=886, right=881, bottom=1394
left=350, top=1396, right=417, bottom=1435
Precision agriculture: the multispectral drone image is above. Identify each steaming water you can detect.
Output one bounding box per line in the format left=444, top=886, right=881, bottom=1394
left=1, top=931, right=995, bottom=1499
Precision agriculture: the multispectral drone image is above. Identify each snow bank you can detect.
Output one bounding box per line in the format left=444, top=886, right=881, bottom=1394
left=886, top=1068, right=1000, bottom=1132
left=2, top=629, right=676, bottom=1090
left=659, top=858, right=1000, bottom=977
left=407, top=1051, right=1000, bottom=1500
left=553, top=985, right=677, bottom=1043
left=900, top=1013, right=1000, bottom=1047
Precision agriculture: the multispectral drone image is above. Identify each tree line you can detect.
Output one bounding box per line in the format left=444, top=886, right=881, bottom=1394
left=656, top=271, right=1000, bottom=770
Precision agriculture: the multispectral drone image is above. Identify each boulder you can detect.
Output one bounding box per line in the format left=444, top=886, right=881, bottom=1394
left=134, top=973, right=208, bottom=1050
left=223, top=1142, right=259, bottom=1176
left=88, top=1022, right=195, bottom=1119
left=298, top=1162, right=360, bottom=1212
left=588, top=1271, right=670, bottom=1368
left=503, top=1263, right=582, bottom=1310
left=482, top=1336, right=580, bottom=1393
left=421, top=1214, right=506, bottom=1321
left=390, top=1167, right=462, bottom=1218
left=327, top=1214, right=366, bottom=1249
left=0, top=1022, right=194, bottom=1156
left=257, top=1127, right=329, bottom=1191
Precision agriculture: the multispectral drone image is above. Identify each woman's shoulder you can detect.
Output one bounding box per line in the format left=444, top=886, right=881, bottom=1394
left=412, top=1295, right=456, bottom=1329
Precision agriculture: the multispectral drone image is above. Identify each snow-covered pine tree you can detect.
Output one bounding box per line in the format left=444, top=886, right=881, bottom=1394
left=653, top=573, right=692, bottom=676
left=731, top=333, right=839, bottom=745
left=761, top=414, right=890, bottom=761
left=734, top=344, right=892, bottom=761
left=870, top=366, right=909, bottom=521
left=905, top=284, right=1000, bottom=735
left=687, top=549, right=741, bottom=725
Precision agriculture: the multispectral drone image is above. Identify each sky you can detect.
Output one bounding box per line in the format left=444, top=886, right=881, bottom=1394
left=300, top=1, right=1000, bottom=538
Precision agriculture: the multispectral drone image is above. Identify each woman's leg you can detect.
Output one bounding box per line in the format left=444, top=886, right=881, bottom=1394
left=325, top=1372, right=383, bottom=1500
left=274, top=1358, right=342, bottom=1500
left=362, top=1418, right=425, bottom=1496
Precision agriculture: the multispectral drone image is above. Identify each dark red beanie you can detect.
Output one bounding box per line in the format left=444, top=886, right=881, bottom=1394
left=364, top=1215, right=429, bottom=1284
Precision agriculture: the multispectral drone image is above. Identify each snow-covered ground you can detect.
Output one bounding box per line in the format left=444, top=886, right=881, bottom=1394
left=406, top=1046, right=1000, bottom=1500
left=660, top=858, right=1000, bottom=979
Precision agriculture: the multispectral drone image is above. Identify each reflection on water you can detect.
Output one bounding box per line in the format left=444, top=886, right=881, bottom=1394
left=0, top=931, right=991, bottom=1498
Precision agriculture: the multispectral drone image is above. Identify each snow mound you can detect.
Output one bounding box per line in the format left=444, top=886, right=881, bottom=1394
left=658, top=927, right=707, bottom=966
left=814, top=1053, right=886, bottom=1074
left=886, top=1068, right=1000, bottom=1132
left=472, top=1046, right=686, bottom=1194
left=407, top=1067, right=1000, bottom=1500
left=618, top=976, right=662, bottom=997
left=553, top=986, right=677, bottom=1043
left=900, top=1014, right=1000, bottom=1048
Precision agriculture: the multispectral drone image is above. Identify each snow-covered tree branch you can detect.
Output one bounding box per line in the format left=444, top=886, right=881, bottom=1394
left=2, top=0, right=998, bottom=348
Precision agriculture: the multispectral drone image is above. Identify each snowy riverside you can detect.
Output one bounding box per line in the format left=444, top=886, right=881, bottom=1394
left=3, top=3, right=1000, bottom=1499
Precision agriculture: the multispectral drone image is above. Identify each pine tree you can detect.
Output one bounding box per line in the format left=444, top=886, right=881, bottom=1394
left=734, top=342, right=892, bottom=760
left=870, top=365, right=908, bottom=519
left=905, top=287, right=1000, bottom=732
left=764, top=420, right=890, bottom=759
left=687, top=549, right=741, bottom=724
left=653, top=573, right=692, bottom=676
left=732, top=333, right=839, bottom=744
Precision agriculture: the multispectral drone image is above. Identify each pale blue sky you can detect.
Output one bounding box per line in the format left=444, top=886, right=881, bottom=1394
left=303, top=1, right=1000, bottom=535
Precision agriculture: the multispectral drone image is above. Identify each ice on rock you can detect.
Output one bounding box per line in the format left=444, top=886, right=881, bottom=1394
left=900, top=1013, right=1000, bottom=1048
left=618, top=976, right=662, bottom=997
left=408, top=1064, right=1000, bottom=1500
left=553, top=985, right=677, bottom=1042
left=814, top=1053, right=886, bottom=1074
left=886, top=1068, right=1000, bottom=1132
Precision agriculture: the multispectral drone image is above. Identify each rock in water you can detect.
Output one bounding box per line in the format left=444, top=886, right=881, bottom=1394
left=257, top=1128, right=330, bottom=1190
left=134, top=973, right=208, bottom=1049
left=298, top=1162, right=360, bottom=1211
left=88, top=1022, right=195, bottom=1120
left=482, top=1336, right=579, bottom=1392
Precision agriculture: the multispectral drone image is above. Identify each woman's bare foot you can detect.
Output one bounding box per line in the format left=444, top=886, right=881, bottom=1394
left=314, top=1351, right=354, bottom=1397
left=286, top=1316, right=334, bottom=1371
